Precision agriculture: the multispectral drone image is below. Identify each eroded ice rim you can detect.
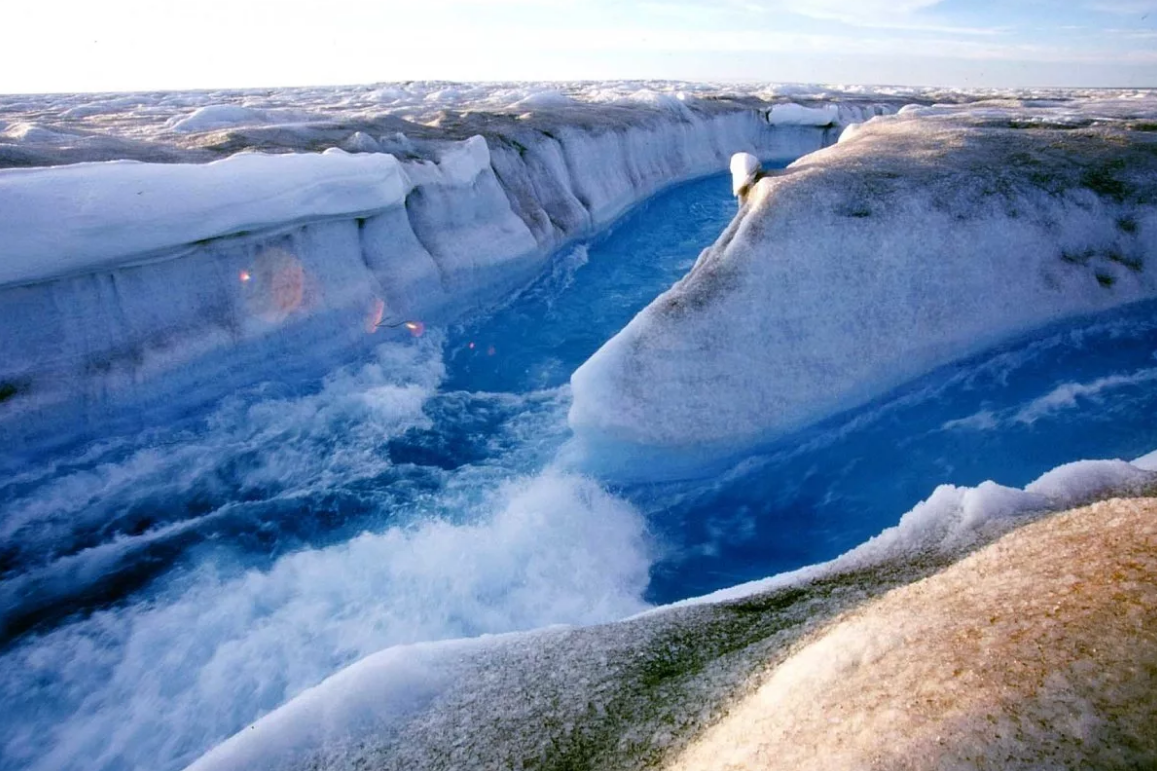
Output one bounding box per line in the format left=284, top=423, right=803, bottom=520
left=186, top=453, right=1157, bottom=771
left=0, top=151, right=412, bottom=284
left=569, top=99, right=1157, bottom=468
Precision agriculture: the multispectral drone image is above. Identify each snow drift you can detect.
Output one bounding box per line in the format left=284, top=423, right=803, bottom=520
left=569, top=103, right=1157, bottom=466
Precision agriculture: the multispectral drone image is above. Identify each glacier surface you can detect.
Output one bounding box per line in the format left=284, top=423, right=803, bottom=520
left=3, top=83, right=1156, bottom=771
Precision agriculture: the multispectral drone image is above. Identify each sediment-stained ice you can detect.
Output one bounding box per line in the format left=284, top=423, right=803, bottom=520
left=667, top=496, right=1157, bottom=771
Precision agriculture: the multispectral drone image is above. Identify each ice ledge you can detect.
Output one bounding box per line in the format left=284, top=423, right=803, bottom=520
left=0, top=144, right=497, bottom=287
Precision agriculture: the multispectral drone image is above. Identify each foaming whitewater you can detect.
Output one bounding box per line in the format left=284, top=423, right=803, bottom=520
left=0, top=336, right=446, bottom=640
left=0, top=335, right=651, bottom=771
left=0, top=470, right=648, bottom=771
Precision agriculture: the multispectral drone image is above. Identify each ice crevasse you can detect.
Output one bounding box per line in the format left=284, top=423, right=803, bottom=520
left=0, top=100, right=863, bottom=453
left=569, top=105, right=1157, bottom=466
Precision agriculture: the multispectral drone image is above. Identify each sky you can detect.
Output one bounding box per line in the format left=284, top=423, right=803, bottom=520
left=2, top=0, right=1155, bottom=93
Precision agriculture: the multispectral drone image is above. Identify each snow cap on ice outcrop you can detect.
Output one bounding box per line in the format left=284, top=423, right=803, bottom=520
left=730, top=152, right=761, bottom=200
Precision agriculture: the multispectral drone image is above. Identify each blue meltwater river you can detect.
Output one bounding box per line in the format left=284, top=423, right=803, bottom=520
left=1, top=169, right=1156, bottom=771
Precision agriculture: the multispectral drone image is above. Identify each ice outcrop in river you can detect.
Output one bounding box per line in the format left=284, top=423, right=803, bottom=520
left=569, top=101, right=1157, bottom=467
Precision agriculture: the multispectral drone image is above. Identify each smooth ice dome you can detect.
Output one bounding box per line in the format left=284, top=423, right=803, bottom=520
left=166, top=104, right=266, bottom=133
left=765, top=103, right=839, bottom=126
left=569, top=103, right=1157, bottom=464
left=667, top=497, right=1157, bottom=771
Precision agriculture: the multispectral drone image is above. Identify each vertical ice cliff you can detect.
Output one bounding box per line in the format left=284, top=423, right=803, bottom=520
left=569, top=107, right=1157, bottom=467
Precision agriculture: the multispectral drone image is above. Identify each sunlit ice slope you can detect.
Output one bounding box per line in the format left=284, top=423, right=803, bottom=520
left=569, top=97, right=1157, bottom=473
left=666, top=494, right=1157, bottom=771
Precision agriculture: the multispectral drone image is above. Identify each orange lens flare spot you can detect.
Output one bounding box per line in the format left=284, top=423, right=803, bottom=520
left=366, top=298, right=386, bottom=334
left=404, top=321, right=425, bottom=337
left=244, top=248, right=306, bottom=322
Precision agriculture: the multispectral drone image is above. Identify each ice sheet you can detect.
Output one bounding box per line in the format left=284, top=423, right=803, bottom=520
left=1, top=92, right=850, bottom=451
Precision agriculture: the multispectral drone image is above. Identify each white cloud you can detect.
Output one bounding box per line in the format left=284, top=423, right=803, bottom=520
left=731, top=0, right=1005, bottom=35
left=1087, top=0, right=1157, bottom=13
left=1100, top=26, right=1157, bottom=37
left=790, top=0, right=944, bottom=18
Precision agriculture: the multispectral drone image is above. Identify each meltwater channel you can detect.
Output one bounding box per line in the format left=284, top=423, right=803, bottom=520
left=2, top=168, right=1156, bottom=771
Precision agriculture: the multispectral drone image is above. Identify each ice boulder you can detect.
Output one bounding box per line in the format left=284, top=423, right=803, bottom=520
left=569, top=106, right=1157, bottom=466
left=730, top=152, right=761, bottom=200
left=341, top=131, right=382, bottom=153
left=507, top=90, right=574, bottom=110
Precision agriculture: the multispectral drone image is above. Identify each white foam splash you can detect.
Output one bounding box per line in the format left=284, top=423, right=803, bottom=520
left=0, top=471, right=650, bottom=771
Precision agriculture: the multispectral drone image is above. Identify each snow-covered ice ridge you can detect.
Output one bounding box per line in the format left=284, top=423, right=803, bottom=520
left=0, top=83, right=909, bottom=451
left=188, top=453, right=1157, bottom=771
left=3, top=80, right=1119, bottom=166
left=0, top=81, right=931, bottom=169
left=571, top=95, right=1157, bottom=463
